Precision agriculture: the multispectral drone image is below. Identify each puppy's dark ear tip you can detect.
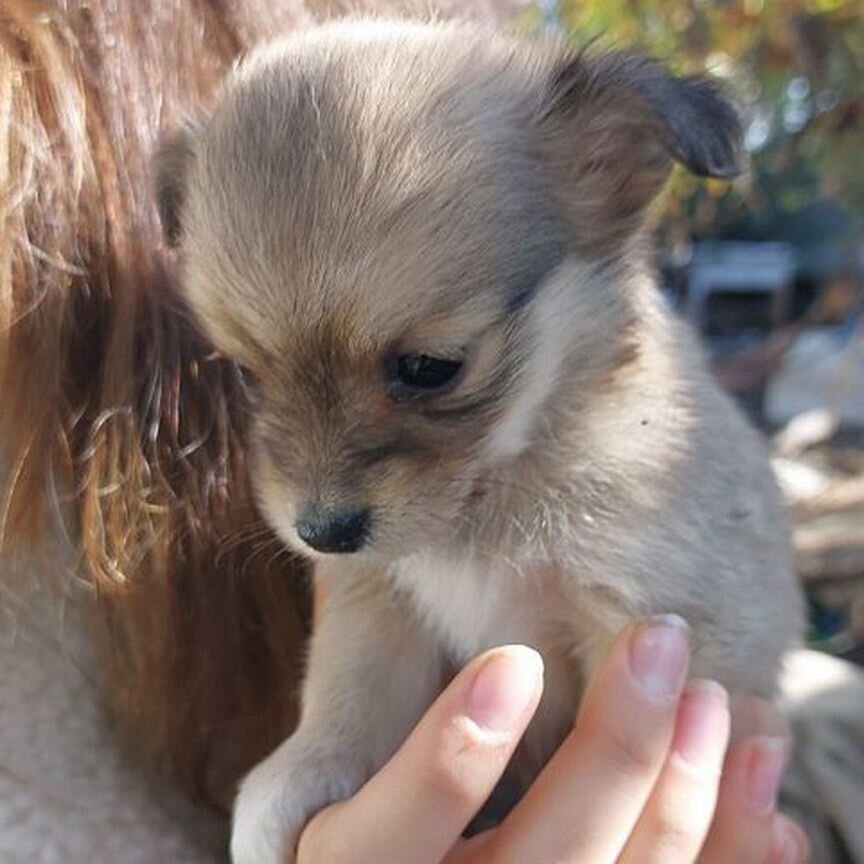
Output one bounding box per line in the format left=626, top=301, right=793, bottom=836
left=708, top=160, right=743, bottom=180
left=696, top=147, right=743, bottom=180
left=670, top=76, right=745, bottom=180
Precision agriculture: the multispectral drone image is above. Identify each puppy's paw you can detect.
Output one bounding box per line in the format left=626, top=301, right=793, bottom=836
left=230, top=740, right=364, bottom=864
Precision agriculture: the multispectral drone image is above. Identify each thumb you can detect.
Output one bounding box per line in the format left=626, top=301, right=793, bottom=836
left=300, top=645, right=543, bottom=864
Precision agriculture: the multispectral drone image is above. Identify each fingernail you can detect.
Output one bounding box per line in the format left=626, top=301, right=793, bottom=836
left=465, top=646, right=544, bottom=736
left=630, top=614, right=690, bottom=701
left=673, top=679, right=730, bottom=768
left=746, top=736, right=788, bottom=813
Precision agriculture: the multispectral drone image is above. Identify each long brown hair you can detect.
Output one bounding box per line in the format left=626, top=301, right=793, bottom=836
left=0, top=0, right=318, bottom=808
left=0, top=0, right=519, bottom=809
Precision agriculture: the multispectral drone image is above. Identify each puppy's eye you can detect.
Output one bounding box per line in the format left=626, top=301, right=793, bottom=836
left=387, top=353, right=464, bottom=400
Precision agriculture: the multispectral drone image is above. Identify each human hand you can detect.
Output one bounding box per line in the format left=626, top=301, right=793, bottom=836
left=297, top=617, right=808, bottom=864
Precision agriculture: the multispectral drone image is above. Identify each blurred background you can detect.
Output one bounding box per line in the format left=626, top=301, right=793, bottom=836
left=492, top=0, right=864, bottom=664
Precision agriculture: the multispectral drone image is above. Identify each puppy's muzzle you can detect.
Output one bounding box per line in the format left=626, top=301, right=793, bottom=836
left=296, top=505, right=371, bottom=554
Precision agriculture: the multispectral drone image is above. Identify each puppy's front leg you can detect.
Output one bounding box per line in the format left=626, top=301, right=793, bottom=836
left=231, top=567, right=443, bottom=864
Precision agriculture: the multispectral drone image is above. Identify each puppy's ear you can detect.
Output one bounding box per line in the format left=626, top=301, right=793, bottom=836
left=154, top=124, right=199, bottom=247
left=537, top=52, right=742, bottom=247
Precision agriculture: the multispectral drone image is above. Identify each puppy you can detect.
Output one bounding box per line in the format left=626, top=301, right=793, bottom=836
left=156, top=18, right=803, bottom=864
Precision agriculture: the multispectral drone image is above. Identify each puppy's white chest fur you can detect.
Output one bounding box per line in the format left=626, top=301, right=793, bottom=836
left=389, top=550, right=584, bottom=775
left=389, top=551, right=556, bottom=662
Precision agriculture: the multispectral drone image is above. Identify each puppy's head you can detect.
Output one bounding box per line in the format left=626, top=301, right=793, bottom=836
left=156, top=19, right=740, bottom=561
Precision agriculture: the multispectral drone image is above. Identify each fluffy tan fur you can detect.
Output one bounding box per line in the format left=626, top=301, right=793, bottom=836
left=156, top=18, right=804, bottom=864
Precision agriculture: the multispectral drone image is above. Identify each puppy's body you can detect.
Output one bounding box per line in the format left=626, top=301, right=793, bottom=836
left=157, top=19, right=802, bottom=864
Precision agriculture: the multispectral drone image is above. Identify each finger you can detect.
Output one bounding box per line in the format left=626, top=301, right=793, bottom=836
left=493, top=615, right=690, bottom=864
left=618, top=679, right=730, bottom=864
left=442, top=830, right=496, bottom=864
left=699, top=732, right=789, bottom=864
left=767, top=814, right=810, bottom=864
left=299, top=645, right=543, bottom=864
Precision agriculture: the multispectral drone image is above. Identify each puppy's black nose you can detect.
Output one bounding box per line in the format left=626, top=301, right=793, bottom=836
left=295, top=506, right=371, bottom=554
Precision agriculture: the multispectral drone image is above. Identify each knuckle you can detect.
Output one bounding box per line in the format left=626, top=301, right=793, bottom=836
left=603, top=723, right=663, bottom=775
left=421, top=721, right=488, bottom=807
left=645, top=808, right=705, bottom=856
left=635, top=776, right=716, bottom=861
left=422, top=751, right=478, bottom=808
